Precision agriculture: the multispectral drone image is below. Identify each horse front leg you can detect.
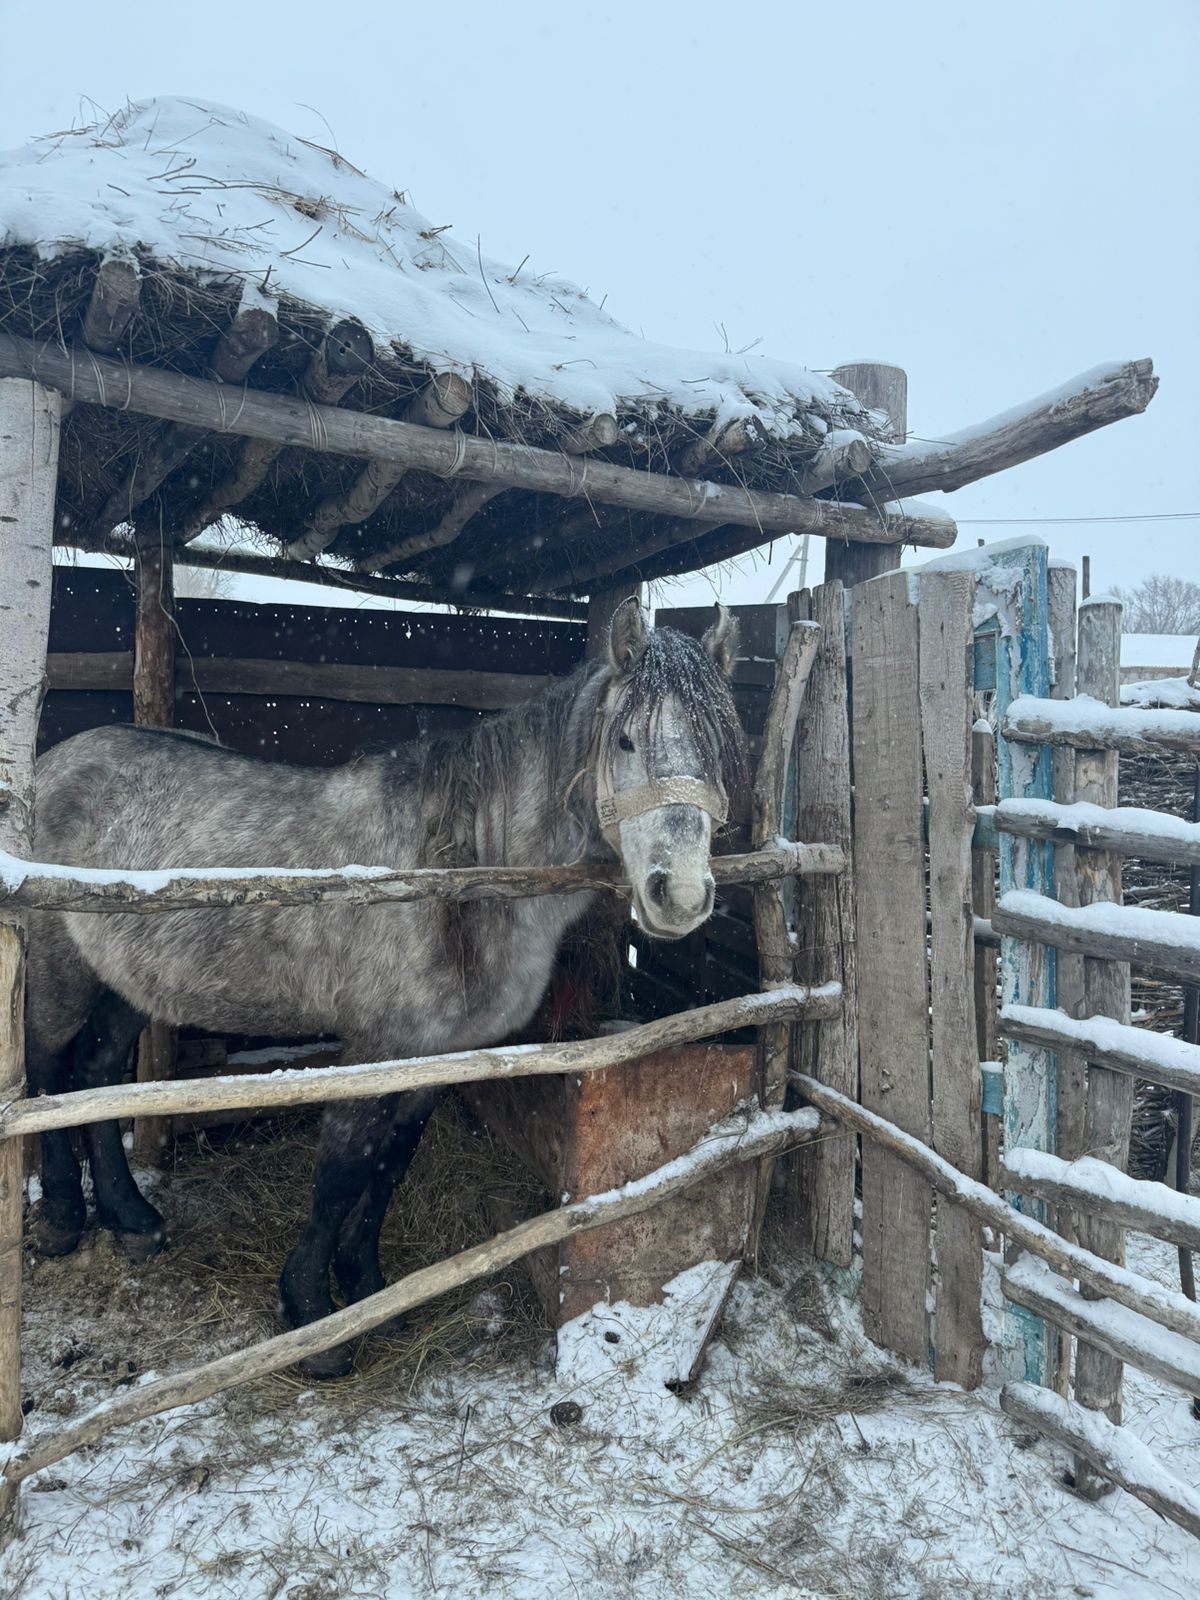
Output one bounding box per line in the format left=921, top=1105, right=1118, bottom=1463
left=332, top=1089, right=438, bottom=1306
left=278, top=1094, right=400, bottom=1378
left=73, top=993, right=166, bottom=1259
left=25, top=1037, right=86, bottom=1257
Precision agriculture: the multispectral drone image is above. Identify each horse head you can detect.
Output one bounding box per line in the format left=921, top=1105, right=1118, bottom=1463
left=595, top=598, right=747, bottom=940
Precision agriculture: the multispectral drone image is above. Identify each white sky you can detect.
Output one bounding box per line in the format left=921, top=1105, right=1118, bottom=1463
left=5, top=0, right=1197, bottom=614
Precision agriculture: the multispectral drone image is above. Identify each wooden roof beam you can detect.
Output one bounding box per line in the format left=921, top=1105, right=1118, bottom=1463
left=289, top=371, right=473, bottom=560
left=361, top=411, right=620, bottom=576
left=80, top=256, right=142, bottom=353
left=93, top=283, right=279, bottom=538
left=842, top=358, right=1158, bottom=502
left=0, top=332, right=955, bottom=551
left=174, top=318, right=373, bottom=545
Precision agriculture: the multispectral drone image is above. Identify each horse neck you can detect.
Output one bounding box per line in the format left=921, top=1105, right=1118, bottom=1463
left=461, top=660, right=609, bottom=870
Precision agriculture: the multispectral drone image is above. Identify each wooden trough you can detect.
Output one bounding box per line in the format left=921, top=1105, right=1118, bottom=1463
left=2, top=94, right=1192, bottom=1545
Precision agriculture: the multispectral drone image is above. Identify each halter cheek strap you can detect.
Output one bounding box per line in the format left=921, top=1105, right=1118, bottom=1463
left=595, top=773, right=729, bottom=852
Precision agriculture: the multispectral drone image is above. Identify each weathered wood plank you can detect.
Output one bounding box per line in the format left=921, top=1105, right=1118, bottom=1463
left=1071, top=596, right=1133, bottom=1497
left=786, top=581, right=858, bottom=1266
left=850, top=571, right=931, bottom=1364
left=823, top=363, right=907, bottom=587
left=918, top=569, right=985, bottom=1388
left=971, top=724, right=1001, bottom=1188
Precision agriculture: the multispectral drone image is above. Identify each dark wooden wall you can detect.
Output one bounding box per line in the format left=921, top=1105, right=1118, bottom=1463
left=40, top=567, right=586, bottom=764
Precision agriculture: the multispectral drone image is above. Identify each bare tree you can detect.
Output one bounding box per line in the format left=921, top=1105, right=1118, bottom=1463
left=1115, top=574, right=1200, bottom=634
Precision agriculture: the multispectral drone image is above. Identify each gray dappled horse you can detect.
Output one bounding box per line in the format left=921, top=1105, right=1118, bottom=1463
left=26, top=599, right=746, bottom=1375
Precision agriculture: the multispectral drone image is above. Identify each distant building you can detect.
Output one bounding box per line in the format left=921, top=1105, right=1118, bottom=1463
left=1119, top=632, right=1197, bottom=685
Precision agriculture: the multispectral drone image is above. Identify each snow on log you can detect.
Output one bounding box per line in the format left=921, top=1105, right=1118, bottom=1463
left=848, top=359, right=1158, bottom=501
left=1004, top=694, right=1200, bottom=756
left=0, top=838, right=843, bottom=916
left=0, top=331, right=956, bottom=547
left=999, top=1004, right=1200, bottom=1099
left=0, top=983, right=841, bottom=1139
left=1002, top=1255, right=1200, bottom=1396
left=1002, top=1149, right=1200, bottom=1253
left=1000, top=1382, right=1200, bottom=1541
left=788, top=1072, right=1200, bottom=1342
left=988, top=798, right=1200, bottom=867
left=993, top=890, right=1200, bottom=985
left=0, top=1101, right=829, bottom=1496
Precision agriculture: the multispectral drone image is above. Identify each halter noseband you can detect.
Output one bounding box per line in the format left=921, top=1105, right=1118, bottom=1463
left=594, top=770, right=728, bottom=852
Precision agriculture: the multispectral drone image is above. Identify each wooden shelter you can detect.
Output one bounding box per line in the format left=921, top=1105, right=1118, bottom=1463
left=3, top=95, right=1195, bottom=1540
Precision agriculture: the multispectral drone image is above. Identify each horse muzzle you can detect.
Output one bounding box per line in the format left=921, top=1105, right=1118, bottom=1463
left=635, top=866, right=716, bottom=940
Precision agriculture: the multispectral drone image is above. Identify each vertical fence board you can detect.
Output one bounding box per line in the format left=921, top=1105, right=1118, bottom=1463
left=988, top=541, right=1056, bottom=1384
left=786, top=580, right=857, bottom=1266
left=919, top=570, right=985, bottom=1388
left=0, top=380, right=60, bottom=1480
left=971, top=725, right=1000, bottom=1187
left=1048, top=565, right=1085, bottom=1171
left=1072, top=597, right=1133, bottom=1496
left=851, top=572, right=930, bottom=1363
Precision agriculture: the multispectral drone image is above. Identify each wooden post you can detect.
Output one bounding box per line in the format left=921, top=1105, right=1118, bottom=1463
left=132, top=525, right=177, bottom=1166
left=0, top=378, right=60, bottom=1501
left=971, top=724, right=1001, bottom=1187
left=1047, top=561, right=1082, bottom=1396
left=919, top=570, right=985, bottom=1387
left=786, top=581, right=858, bottom=1266
left=850, top=571, right=931, bottom=1363
left=824, top=363, right=908, bottom=588
left=1071, top=595, right=1133, bottom=1498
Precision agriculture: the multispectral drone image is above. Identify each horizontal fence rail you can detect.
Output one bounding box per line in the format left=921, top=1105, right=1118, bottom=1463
left=993, top=890, right=1200, bottom=986
left=1002, top=1149, right=1200, bottom=1254
left=1, top=1102, right=833, bottom=1501
left=1000, top=1383, right=1200, bottom=1541
left=981, top=798, right=1200, bottom=868
left=1003, top=1255, right=1200, bottom=1397
left=998, top=1004, right=1200, bottom=1099
left=0, top=984, right=840, bottom=1139
left=1004, top=695, right=1200, bottom=757
left=0, top=840, right=844, bottom=916
left=788, top=1073, right=1200, bottom=1343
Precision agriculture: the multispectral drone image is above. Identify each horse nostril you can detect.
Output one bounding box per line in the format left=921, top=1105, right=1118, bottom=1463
left=647, top=868, right=669, bottom=908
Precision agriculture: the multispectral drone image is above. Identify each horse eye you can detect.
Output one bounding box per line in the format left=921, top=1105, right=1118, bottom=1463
left=618, top=733, right=635, bottom=753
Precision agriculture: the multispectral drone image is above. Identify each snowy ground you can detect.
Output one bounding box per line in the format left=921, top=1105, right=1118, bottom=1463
left=3, top=1125, right=1199, bottom=1600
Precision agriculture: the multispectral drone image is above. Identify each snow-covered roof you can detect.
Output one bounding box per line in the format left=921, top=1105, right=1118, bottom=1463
left=0, top=97, right=880, bottom=599
left=1120, top=633, right=1197, bottom=670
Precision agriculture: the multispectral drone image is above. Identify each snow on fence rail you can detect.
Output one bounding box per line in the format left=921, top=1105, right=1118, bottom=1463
left=993, top=889, right=1200, bottom=985
left=1001, top=1148, right=1200, bottom=1254
left=1004, top=693, right=1200, bottom=756
left=1000, top=1382, right=1200, bottom=1541
left=0, top=983, right=838, bottom=1139
left=1002, top=1254, right=1200, bottom=1397
left=998, top=1003, right=1200, bottom=1099
left=983, top=797, right=1200, bottom=867
left=0, top=1102, right=831, bottom=1510
left=0, top=840, right=843, bottom=915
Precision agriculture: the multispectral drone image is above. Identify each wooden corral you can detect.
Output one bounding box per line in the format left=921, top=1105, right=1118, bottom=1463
left=2, top=95, right=1197, bottom=1544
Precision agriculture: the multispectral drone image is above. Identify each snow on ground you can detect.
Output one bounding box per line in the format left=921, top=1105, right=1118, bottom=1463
left=4, top=1139, right=1198, bottom=1600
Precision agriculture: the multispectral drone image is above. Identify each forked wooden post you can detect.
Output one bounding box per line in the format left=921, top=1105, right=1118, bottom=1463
left=132, top=526, right=178, bottom=1166
left=823, top=363, right=908, bottom=588
left=1071, top=595, right=1133, bottom=1498
left=0, top=377, right=60, bottom=1511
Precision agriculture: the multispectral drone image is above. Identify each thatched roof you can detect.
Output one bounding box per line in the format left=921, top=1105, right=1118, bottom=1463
left=0, top=98, right=891, bottom=601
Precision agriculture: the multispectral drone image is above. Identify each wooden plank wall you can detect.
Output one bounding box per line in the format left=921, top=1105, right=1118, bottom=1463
left=39, top=566, right=586, bottom=765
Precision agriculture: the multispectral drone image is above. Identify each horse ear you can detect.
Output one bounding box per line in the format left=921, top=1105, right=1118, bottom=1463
left=702, top=604, right=739, bottom=677
left=607, top=596, right=649, bottom=676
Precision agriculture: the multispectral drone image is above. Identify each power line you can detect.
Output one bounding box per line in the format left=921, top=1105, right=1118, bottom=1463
left=955, top=512, right=1198, bottom=526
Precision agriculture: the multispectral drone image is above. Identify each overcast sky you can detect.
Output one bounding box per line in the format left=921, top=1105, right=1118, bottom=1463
left=3, top=0, right=1196, bottom=614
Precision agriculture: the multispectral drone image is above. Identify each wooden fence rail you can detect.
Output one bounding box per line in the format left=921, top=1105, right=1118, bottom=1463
left=0, top=840, right=842, bottom=916
left=1004, top=697, right=1200, bottom=757
left=982, top=799, right=1200, bottom=868
left=993, top=891, right=1200, bottom=986
left=998, top=1004, right=1200, bottom=1098
left=0, top=983, right=838, bottom=1140
left=1002, top=1149, right=1200, bottom=1254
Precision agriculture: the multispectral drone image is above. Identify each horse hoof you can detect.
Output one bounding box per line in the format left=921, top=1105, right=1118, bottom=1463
left=112, top=1225, right=168, bottom=1263
left=31, top=1213, right=84, bottom=1258
left=297, top=1342, right=356, bottom=1381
